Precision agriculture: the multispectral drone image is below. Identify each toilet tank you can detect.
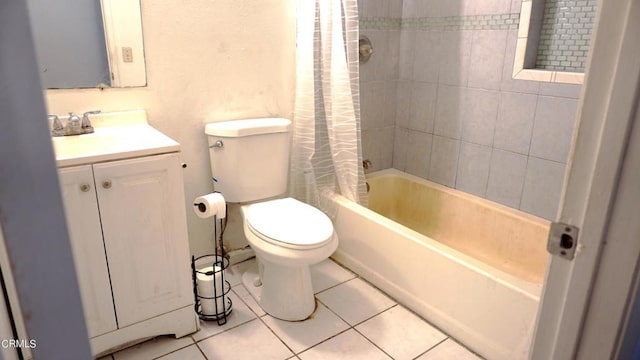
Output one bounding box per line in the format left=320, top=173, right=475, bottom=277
left=205, top=118, right=292, bottom=202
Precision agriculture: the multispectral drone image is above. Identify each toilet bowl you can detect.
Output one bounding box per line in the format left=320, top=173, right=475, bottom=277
left=240, top=197, right=338, bottom=321
left=204, top=118, right=338, bottom=321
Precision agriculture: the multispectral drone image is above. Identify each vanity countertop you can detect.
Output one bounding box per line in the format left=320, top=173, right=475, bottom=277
left=52, top=110, right=180, bottom=167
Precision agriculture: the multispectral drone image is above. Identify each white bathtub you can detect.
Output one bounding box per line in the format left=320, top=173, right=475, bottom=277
left=330, top=169, right=550, bottom=360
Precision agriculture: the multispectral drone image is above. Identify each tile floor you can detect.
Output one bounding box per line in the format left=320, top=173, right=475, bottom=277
left=100, top=259, right=482, bottom=360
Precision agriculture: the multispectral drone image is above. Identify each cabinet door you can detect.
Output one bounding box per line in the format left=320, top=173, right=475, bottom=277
left=58, top=165, right=118, bottom=337
left=94, top=154, right=192, bottom=327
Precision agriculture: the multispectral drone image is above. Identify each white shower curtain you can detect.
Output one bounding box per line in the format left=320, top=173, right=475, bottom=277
left=289, top=0, right=368, bottom=212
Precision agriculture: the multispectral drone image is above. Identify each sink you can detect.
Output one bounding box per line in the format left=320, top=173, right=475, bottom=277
left=51, top=112, right=179, bottom=167
left=53, top=130, right=116, bottom=158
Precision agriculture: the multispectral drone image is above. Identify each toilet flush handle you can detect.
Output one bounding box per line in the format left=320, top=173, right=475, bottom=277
left=211, top=140, right=223, bottom=148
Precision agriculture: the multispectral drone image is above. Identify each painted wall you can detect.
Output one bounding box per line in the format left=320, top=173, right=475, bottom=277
left=360, top=0, right=582, bottom=220
left=43, top=0, right=297, bottom=256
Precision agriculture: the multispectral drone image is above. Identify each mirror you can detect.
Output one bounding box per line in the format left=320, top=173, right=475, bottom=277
left=26, top=0, right=146, bottom=89
left=513, top=0, right=597, bottom=84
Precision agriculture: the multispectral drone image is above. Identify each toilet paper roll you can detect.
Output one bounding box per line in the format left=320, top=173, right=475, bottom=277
left=193, top=192, right=226, bottom=219
left=196, top=266, right=227, bottom=316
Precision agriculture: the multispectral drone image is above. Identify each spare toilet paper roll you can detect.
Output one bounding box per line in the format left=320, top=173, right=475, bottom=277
left=193, top=192, right=226, bottom=219
left=196, top=266, right=226, bottom=316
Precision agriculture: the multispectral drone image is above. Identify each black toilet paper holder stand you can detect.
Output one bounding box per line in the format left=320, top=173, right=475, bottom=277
left=191, top=214, right=232, bottom=325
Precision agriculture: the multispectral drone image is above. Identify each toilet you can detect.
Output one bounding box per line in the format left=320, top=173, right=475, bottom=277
left=205, top=118, right=338, bottom=321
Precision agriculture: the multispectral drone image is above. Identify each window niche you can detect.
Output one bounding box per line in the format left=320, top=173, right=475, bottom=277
left=513, top=0, right=597, bottom=85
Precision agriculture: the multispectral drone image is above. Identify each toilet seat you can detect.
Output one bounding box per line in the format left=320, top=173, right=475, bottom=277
left=246, top=198, right=334, bottom=250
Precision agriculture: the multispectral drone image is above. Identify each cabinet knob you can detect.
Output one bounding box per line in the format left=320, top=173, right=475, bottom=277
left=80, top=184, right=91, bottom=192
left=102, top=180, right=112, bottom=189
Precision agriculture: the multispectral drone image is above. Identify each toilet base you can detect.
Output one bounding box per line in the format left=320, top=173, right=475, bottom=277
left=242, top=259, right=316, bottom=321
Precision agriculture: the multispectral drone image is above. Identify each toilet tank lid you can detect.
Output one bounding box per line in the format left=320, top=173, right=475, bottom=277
left=205, top=118, right=291, bottom=137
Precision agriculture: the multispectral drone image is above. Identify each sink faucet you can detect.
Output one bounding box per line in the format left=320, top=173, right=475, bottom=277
left=50, top=110, right=101, bottom=137
left=81, top=110, right=100, bottom=134
left=49, top=114, right=64, bottom=137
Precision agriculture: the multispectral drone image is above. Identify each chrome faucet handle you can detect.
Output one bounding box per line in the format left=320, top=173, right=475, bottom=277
left=49, top=114, right=64, bottom=136
left=68, top=112, right=81, bottom=123
left=65, top=112, right=82, bottom=135
left=81, top=110, right=100, bottom=133
left=48, top=114, right=62, bottom=129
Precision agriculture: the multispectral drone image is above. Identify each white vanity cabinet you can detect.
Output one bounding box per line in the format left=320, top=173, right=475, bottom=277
left=59, top=153, right=196, bottom=355
left=53, top=112, right=197, bottom=356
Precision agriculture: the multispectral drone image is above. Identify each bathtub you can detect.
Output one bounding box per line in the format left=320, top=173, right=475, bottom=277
left=329, top=168, right=550, bottom=360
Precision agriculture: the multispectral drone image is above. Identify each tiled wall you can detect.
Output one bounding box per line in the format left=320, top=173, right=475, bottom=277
left=359, top=0, right=582, bottom=220
left=358, top=0, right=403, bottom=173
left=535, top=0, right=596, bottom=72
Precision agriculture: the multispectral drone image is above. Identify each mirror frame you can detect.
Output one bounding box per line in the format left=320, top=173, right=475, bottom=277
left=101, top=0, right=146, bottom=87
left=513, top=0, right=585, bottom=85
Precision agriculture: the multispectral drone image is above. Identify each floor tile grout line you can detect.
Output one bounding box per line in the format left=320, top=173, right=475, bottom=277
left=296, top=263, right=412, bottom=357
left=251, top=284, right=358, bottom=356
left=409, top=313, right=451, bottom=346
left=315, top=276, right=400, bottom=327
left=191, top=259, right=358, bottom=357
left=293, top=327, right=354, bottom=357
left=314, top=273, right=394, bottom=309
left=190, top=286, right=262, bottom=345
left=438, top=338, right=486, bottom=360
left=351, top=325, right=397, bottom=359
left=374, top=288, right=453, bottom=345
left=255, top=314, right=298, bottom=357
left=229, top=281, right=300, bottom=357
left=230, top=283, right=265, bottom=318
left=197, top=316, right=293, bottom=359
left=189, top=315, right=252, bottom=344
left=321, top=298, right=458, bottom=360
left=352, top=303, right=399, bottom=328
left=311, top=295, right=401, bottom=358
left=147, top=339, right=195, bottom=360
left=318, top=291, right=399, bottom=329
left=256, top=297, right=356, bottom=357
left=313, top=272, right=359, bottom=295
left=193, top=341, right=209, bottom=360
left=314, top=270, right=468, bottom=359
left=411, top=337, right=450, bottom=360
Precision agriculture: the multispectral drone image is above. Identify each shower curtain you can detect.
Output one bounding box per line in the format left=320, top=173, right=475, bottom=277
left=289, top=0, right=368, bottom=212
